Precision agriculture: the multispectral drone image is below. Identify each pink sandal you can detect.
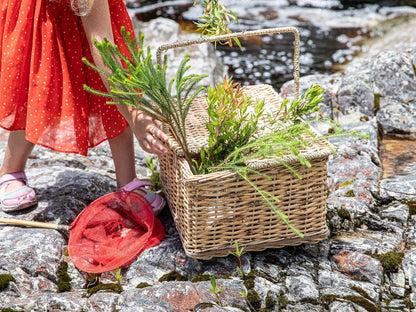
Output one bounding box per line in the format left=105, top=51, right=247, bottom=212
left=120, top=178, right=166, bottom=216
left=0, top=172, right=37, bottom=212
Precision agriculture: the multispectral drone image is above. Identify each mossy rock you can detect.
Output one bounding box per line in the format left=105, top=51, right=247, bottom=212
left=350, top=286, right=373, bottom=301
left=246, top=289, right=261, bottom=310
left=264, top=291, right=277, bottom=310
left=136, top=282, right=152, bottom=289
left=243, top=271, right=256, bottom=290
left=345, top=190, right=355, bottom=197
left=377, top=251, right=404, bottom=274
left=191, top=274, right=212, bottom=283
left=343, top=295, right=379, bottom=312
left=159, top=271, right=188, bottom=282
left=57, top=261, right=72, bottom=293
left=86, top=283, right=122, bottom=297
left=406, top=200, right=416, bottom=215
left=338, top=208, right=352, bottom=220
left=0, top=274, right=16, bottom=291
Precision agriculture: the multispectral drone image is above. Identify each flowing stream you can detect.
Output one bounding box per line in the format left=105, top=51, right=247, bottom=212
left=126, top=0, right=416, bottom=180
left=126, top=0, right=414, bottom=89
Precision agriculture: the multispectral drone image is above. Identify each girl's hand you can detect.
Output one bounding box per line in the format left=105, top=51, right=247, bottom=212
left=128, top=108, right=169, bottom=156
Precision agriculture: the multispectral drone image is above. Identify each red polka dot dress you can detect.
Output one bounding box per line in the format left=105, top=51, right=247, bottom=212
left=0, top=0, right=135, bottom=155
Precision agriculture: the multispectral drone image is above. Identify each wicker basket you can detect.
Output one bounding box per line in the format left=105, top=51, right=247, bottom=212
left=157, top=28, right=332, bottom=260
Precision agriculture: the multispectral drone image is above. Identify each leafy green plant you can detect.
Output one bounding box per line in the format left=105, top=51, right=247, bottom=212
left=209, top=276, right=224, bottom=306
left=229, top=240, right=246, bottom=278
left=114, top=267, right=123, bottom=284
left=193, top=0, right=241, bottom=48
left=194, top=77, right=265, bottom=174
left=83, top=27, right=207, bottom=170
left=145, top=156, right=162, bottom=190
left=271, top=84, right=324, bottom=124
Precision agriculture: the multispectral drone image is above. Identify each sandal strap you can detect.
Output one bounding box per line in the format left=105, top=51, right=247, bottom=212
left=0, top=172, right=28, bottom=186
left=120, top=178, right=155, bottom=193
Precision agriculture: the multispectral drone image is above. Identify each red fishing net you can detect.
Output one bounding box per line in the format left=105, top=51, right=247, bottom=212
left=68, top=191, right=165, bottom=273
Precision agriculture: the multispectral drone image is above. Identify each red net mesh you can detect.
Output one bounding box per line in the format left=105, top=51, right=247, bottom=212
left=68, top=191, right=165, bottom=273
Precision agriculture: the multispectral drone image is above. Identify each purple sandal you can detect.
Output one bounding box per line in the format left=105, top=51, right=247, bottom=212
left=120, top=178, right=166, bottom=216
left=0, top=172, right=37, bottom=212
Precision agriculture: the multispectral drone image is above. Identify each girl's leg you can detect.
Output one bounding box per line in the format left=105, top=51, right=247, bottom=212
left=108, top=127, right=166, bottom=215
left=0, top=130, right=35, bottom=192
left=108, top=126, right=137, bottom=189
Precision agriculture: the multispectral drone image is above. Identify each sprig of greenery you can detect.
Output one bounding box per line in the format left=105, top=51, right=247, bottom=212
left=229, top=240, right=246, bottom=278
left=114, top=268, right=123, bottom=284
left=82, top=27, right=207, bottom=171
left=271, top=84, right=324, bottom=124
left=193, top=0, right=241, bottom=48
left=194, top=77, right=265, bottom=174
left=209, top=276, right=224, bottom=306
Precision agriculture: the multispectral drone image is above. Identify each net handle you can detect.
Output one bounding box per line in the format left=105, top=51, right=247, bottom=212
left=0, top=218, right=70, bottom=231
left=156, top=27, right=300, bottom=99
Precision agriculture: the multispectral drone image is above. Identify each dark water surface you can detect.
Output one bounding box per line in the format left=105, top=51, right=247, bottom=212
left=127, top=0, right=415, bottom=89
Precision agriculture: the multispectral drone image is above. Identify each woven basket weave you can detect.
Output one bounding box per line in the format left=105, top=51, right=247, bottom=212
left=159, top=84, right=332, bottom=260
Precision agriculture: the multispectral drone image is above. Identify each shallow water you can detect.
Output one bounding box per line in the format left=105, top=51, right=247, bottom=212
left=127, top=0, right=415, bottom=89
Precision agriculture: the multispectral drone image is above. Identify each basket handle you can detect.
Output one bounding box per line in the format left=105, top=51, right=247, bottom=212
left=156, top=27, right=300, bottom=99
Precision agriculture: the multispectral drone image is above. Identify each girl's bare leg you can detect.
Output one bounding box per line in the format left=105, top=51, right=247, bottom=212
left=0, top=130, right=35, bottom=192
left=108, top=126, right=138, bottom=189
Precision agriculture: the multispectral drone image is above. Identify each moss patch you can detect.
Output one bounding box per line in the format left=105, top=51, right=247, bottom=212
left=277, top=295, right=288, bottom=309
left=343, top=295, right=379, bottom=312
left=57, top=261, right=72, bottom=293
left=264, top=291, right=276, bottom=310
left=86, top=283, right=122, bottom=297
left=246, top=289, right=261, bottom=310
left=376, top=251, right=404, bottom=274
left=350, top=286, right=373, bottom=302
left=159, top=271, right=188, bottom=282
left=345, top=190, right=355, bottom=197
left=406, top=200, right=416, bottom=215
left=1, top=308, right=23, bottom=312
left=193, top=302, right=215, bottom=310
left=338, top=208, right=351, bottom=220
left=243, top=271, right=256, bottom=290
left=231, top=304, right=250, bottom=312
left=191, top=274, right=212, bottom=283
left=0, top=275, right=16, bottom=291
left=136, top=282, right=152, bottom=289
left=320, top=294, right=339, bottom=306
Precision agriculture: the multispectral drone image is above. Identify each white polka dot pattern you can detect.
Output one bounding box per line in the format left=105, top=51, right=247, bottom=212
left=0, top=0, right=134, bottom=155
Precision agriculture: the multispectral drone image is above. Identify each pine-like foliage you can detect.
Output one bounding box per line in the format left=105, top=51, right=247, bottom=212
left=83, top=27, right=208, bottom=168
